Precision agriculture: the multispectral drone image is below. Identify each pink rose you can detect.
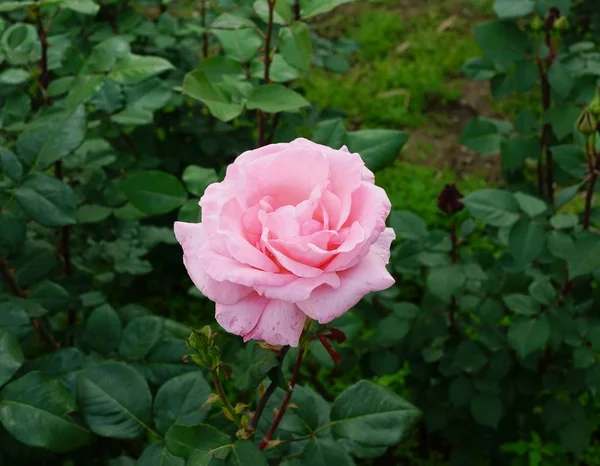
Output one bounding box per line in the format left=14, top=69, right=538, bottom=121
left=174, top=138, right=395, bottom=347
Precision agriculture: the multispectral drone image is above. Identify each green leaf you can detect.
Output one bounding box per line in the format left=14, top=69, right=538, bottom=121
left=345, top=129, right=409, bottom=172
left=460, top=118, right=510, bottom=155
left=77, top=362, right=152, bottom=439
left=427, top=265, right=465, bottom=304
left=0, top=68, right=29, bottom=85
left=503, top=294, right=540, bottom=316
left=219, top=440, right=268, bottom=466
left=312, top=118, right=346, bottom=148
left=0, top=1, right=38, bottom=12
left=330, top=380, right=420, bottom=446
left=138, top=442, right=185, bottom=466
left=121, top=170, right=187, bottom=215
left=556, top=182, right=584, bottom=210
left=182, top=166, right=219, bottom=197
left=301, top=438, right=354, bottom=466
left=76, top=204, right=112, bottom=223
left=182, top=70, right=243, bottom=122
left=108, top=55, right=174, bottom=85
left=17, top=105, right=86, bottom=170
left=0, top=330, right=23, bottom=387
left=548, top=61, right=573, bottom=98
left=232, top=343, right=279, bottom=391
left=550, top=214, right=578, bottom=229
left=29, top=280, right=71, bottom=312
left=454, top=340, right=488, bottom=373
left=390, top=210, right=428, bottom=241
left=449, top=376, right=474, bottom=407
left=493, top=0, right=535, bottom=18
left=153, top=372, right=210, bottom=435
left=165, top=423, right=230, bottom=459
left=567, top=233, right=600, bottom=279
left=461, top=57, right=497, bottom=81
left=0, top=371, right=91, bottom=451
left=0, top=302, right=30, bottom=339
left=508, top=316, right=550, bottom=359
left=300, top=0, right=355, bottom=18
left=111, top=107, right=154, bottom=126
left=508, top=217, right=545, bottom=264
left=213, top=28, right=263, bottom=63
left=253, top=0, right=292, bottom=25
left=462, top=189, right=520, bottom=227
left=178, top=200, right=201, bottom=223
left=0, top=210, right=26, bottom=253
left=513, top=192, right=547, bottom=217
left=529, top=279, right=556, bottom=305
left=373, top=315, right=410, bottom=347
left=279, top=22, right=313, bottom=71
left=246, top=84, right=310, bottom=113
left=559, top=420, right=591, bottom=456
left=60, top=0, right=100, bottom=15
left=15, top=173, right=76, bottom=227
left=574, top=347, right=595, bottom=370
left=544, top=105, right=580, bottom=140
left=65, top=75, right=105, bottom=109
left=500, top=134, right=540, bottom=172
left=470, top=393, right=502, bottom=428
left=474, top=20, right=529, bottom=69
left=84, top=304, right=122, bottom=355
left=251, top=54, right=301, bottom=82
left=118, top=316, right=164, bottom=361
left=0, top=147, right=23, bottom=182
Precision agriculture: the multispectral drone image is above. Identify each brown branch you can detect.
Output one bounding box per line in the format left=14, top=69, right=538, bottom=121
left=1, top=260, right=60, bottom=349
left=250, top=346, right=290, bottom=430
left=259, top=345, right=306, bottom=449
left=257, top=0, right=276, bottom=147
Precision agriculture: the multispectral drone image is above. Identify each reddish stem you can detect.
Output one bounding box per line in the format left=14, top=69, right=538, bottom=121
left=259, top=345, right=306, bottom=449
left=257, top=0, right=276, bottom=147
left=1, top=260, right=60, bottom=349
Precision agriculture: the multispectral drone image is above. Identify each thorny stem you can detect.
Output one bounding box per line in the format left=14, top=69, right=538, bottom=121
left=201, top=0, right=209, bottom=58
left=449, top=217, right=458, bottom=329
left=35, top=8, right=74, bottom=343
left=0, top=260, right=60, bottom=349
left=293, top=0, right=300, bottom=20
left=583, top=135, right=598, bottom=230
left=257, top=0, right=276, bottom=147
left=250, top=346, right=290, bottom=430
left=211, top=370, right=241, bottom=427
left=536, top=30, right=558, bottom=203
left=259, top=344, right=307, bottom=449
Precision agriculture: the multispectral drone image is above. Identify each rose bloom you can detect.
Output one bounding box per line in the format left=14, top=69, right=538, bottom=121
left=174, top=138, right=395, bottom=347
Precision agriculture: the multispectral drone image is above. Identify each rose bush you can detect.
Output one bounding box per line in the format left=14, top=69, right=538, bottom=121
left=175, top=138, right=395, bottom=346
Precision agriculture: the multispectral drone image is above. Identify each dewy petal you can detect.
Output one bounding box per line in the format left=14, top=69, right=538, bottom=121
left=215, top=293, right=268, bottom=336
left=243, top=300, right=306, bottom=347
left=297, top=228, right=396, bottom=324
left=174, top=222, right=253, bottom=304
left=254, top=272, right=341, bottom=302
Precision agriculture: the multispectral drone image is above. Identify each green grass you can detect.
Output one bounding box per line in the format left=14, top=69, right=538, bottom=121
left=302, top=2, right=486, bottom=128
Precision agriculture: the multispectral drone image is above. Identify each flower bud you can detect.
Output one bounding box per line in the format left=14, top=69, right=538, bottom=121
left=554, top=16, right=568, bottom=31
left=589, top=89, right=600, bottom=118
left=544, top=7, right=560, bottom=30
left=577, top=110, right=597, bottom=135
left=530, top=16, right=544, bottom=31
left=437, top=184, right=464, bottom=215
left=185, top=325, right=221, bottom=370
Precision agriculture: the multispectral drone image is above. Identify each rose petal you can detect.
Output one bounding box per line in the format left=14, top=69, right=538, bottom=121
left=255, top=272, right=341, bottom=302
left=261, top=228, right=323, bottom=278
left=216, top=293, right=268, bottom=336
left=244, top=300, right=306, bottom=347
left=297, top=228, right=396, bottom=323
left=174, top=222, right=253, bottom=304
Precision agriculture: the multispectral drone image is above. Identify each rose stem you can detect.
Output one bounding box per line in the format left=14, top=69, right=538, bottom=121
left=259, top=344, right=306, bottom=449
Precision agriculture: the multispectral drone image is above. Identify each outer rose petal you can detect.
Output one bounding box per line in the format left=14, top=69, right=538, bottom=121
left=215, top=294, right=267, bottom=336
left=244, top=300, right=306, bottom=347
left=254, top=272, right=341, bottom=302
left=297, top=228, right=396, bottom=323
left=174, top=222, right=252, bottom=305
